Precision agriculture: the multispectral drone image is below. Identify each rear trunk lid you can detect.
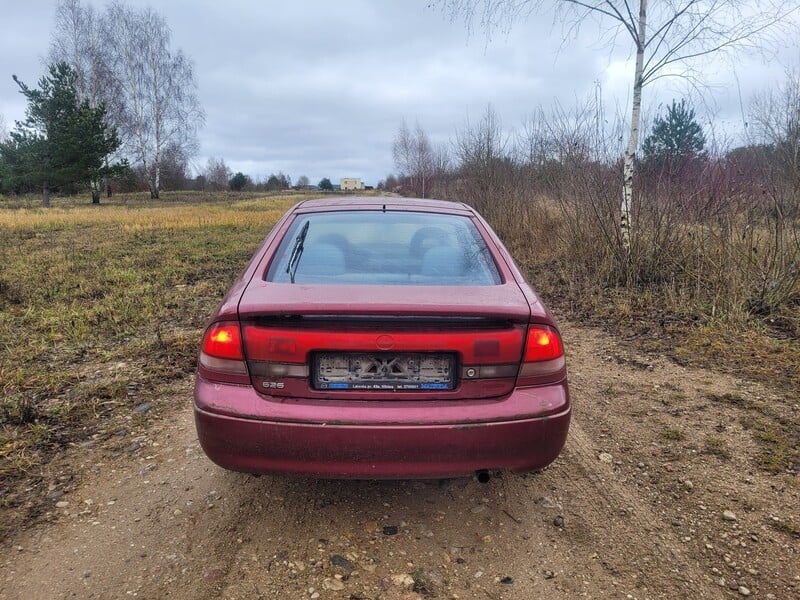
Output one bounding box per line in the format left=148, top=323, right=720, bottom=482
left=239, top=280, right=531, bottom=319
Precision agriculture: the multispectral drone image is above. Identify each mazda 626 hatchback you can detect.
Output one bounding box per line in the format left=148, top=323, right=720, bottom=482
left=193, top=197, right=570, bottom=479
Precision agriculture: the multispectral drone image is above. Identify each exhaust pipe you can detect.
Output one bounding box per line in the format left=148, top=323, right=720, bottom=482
left=475, top=469, right=491, bottom=483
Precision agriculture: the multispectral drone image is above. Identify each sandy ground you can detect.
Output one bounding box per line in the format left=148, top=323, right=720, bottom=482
left=1, top=322, right=798, bottom=599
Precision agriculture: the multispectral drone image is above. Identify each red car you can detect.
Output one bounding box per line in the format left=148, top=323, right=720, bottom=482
left=194, top=197, right=570, bottom=479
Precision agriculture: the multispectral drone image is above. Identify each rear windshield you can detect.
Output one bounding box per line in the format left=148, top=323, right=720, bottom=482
left=266, top=210, right=502, bottom=286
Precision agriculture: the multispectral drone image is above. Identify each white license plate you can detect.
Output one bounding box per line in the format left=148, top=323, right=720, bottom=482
left=314, top=352, right=455, bottom=391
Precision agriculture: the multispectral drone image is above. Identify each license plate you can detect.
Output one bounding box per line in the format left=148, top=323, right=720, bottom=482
left=314, top=352, right=455, bottom=391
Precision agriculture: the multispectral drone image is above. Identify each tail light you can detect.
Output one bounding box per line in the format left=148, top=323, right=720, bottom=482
left=242, top=325, right=311, bottom=387
left=517, top=325, right=566, bottom=386
left=198, top=322, right=250, bottom=384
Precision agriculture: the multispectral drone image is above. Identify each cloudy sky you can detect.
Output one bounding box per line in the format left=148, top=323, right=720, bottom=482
left=1, top=1, right=798, bottom=186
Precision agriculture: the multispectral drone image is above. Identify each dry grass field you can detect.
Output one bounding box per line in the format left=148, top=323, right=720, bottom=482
left=0, top=192, right=298, bottom=528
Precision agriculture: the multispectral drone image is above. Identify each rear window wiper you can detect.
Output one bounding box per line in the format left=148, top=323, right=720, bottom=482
left=286, top=221, right=310, bottom=283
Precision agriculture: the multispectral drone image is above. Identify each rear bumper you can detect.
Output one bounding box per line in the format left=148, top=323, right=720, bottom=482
left=193, top=379, right=570, bottom=479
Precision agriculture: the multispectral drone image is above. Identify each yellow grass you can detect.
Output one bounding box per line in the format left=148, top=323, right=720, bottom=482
left=0, top=193, right=304, bottom=230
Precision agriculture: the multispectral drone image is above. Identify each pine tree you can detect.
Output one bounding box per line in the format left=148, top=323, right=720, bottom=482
left=0, top=62, right=124, bottom=206
left=229, top=172, right=251, bottom=191
left=642, top=99, right=706, bottom=165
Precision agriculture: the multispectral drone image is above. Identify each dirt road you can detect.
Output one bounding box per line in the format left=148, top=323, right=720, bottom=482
left=1, top=323, right=797, bottom=599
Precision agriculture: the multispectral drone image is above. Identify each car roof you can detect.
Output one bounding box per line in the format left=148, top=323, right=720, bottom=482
left=293, top=196, right=475, bottom=216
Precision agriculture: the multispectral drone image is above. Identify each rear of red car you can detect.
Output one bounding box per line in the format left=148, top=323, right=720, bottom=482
left=193, top=198, right=570, bottom=478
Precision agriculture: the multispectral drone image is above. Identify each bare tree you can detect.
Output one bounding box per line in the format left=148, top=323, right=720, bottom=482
left=393, top=119, right=434, bottom=197
left=50, top=1, right=105, bottom=105
left=50, top=0, right=125, bottom=199
left=440, top=0, right=798, bottom=253
left=431, top=142, right=451, bottom=180
left=749, top=68, right=800, bottom=195
left=455, top=104, right=511, bottom=206
left=50, top=0, right=92, bottom=97
left=393, top=119, right=413, bottom=189
left=383, top=173, right=398, bottom=191
left=518, top=108, right=552, bottom=168
left=204, top=157, right=232, bottom=191
left=295, top=174, right=310, bottom=188
left=50, top=1, right=125, bottom=132
left=102, top=1, right=204, bottom=199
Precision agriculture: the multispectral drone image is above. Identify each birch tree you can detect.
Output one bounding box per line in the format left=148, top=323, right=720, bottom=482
left=393, top=119, right=434, bottom=197
left=50, top=0, right=108, bottom=106
left=204, top=157, right=232, bottom=190
left=102, top=2, right=203, bottom=199
left=440, top=0, right=797, bottom=253
left=50, top=0, right=124, bottom=199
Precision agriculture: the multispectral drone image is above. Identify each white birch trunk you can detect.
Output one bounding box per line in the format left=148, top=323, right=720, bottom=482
left=151, top=45, right=161, bottom=200
left=153, top=156, right=160, bottom=199
left=621, top=0, right=647, bottom=254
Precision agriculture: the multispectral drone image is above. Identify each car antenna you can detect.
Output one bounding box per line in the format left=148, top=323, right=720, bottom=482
left=382, top=204, right=386, bottom=212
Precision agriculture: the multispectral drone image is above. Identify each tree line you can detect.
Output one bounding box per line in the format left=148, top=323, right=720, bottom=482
left=197, top=158, right=333, bottom=193
left=387, top=77, right=799, bottom=211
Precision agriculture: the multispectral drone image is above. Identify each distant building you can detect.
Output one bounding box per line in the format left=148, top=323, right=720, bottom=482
left=340, top=177, right=364, bottom=191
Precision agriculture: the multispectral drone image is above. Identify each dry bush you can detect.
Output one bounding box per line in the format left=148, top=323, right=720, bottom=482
left=439, top=97, right=799, bottom=341
left=634, top=149, right=800, bottom=327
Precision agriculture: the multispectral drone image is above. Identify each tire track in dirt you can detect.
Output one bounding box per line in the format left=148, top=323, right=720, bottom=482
left=553, top=420, right=718, bottom=597
left=558, top=322, right=799, bottom=599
